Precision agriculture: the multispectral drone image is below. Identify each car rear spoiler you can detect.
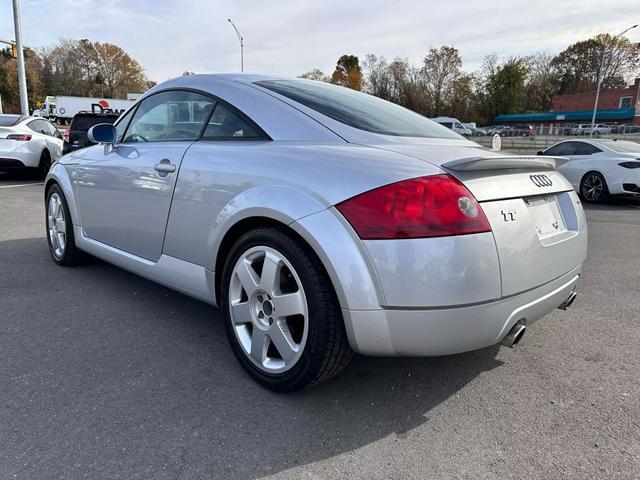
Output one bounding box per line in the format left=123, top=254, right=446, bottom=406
left=442, top=155, right=568, bottom=172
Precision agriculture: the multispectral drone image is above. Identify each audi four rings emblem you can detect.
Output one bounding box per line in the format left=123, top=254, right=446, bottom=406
left=530, top=174, right=553, bottom=187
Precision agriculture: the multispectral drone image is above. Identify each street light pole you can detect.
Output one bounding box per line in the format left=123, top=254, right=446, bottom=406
left=590, top=24, right=638, bottom=137
left=227, top=18, right=244, bottom=73
left=12, top=0, right=29, bottom=115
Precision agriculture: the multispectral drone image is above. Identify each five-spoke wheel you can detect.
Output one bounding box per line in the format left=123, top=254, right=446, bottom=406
left=221, top=227, right=352, bottom=392
left=45, top=185, right=80, bottom=265
left=228, top=246, right=309, bottom=373
left=47, top=192, right=67, bottom=258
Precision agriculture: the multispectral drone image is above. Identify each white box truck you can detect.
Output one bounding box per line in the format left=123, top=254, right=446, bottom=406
left=33, top=96, right=135, bottom=125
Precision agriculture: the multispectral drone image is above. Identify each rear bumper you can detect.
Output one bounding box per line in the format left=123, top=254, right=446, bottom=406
left=0, top=157, right=28, bottom=170
left=343, top=265, right=581, bottom=356
left=0, top=150, right=40, bottom=168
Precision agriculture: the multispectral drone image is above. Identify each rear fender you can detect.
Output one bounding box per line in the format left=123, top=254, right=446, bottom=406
left=206, top=185, right=383, bottom=311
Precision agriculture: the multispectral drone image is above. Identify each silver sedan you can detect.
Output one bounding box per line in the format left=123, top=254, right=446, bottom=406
left=44, top=75, right=587, bottom=391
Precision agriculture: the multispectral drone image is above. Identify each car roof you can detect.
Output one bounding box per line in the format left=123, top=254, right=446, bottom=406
left=0, top=114, right=32, bottom=126
left=547, top=138, right=620, bottom=152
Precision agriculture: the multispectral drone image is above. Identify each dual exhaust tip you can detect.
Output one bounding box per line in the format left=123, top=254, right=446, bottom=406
left=499, top=290, right=578, bottom=349
left=499, top=322, right=526, bottom=348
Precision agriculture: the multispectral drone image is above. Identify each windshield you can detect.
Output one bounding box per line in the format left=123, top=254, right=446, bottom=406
left=255, top=79, right=460, bottom=139
left=607, top=141, right=640, bottom=154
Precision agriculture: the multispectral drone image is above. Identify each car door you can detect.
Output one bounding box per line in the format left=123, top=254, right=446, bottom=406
left=544, top=141, right=580, bottom=187
left=558, top=142, right=602, bottom=187
left=76, top=90, right=216, bottom=261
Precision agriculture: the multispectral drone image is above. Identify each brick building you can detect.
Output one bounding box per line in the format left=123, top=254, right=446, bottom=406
left=495, top=77, right=640, bottom=126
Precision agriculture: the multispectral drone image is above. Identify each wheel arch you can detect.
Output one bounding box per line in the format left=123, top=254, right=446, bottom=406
left=580, top=169, right=608, bottom=188
left=44, top=164, right=80, bottom=226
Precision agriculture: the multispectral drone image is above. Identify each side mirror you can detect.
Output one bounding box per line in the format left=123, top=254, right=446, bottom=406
left=537, top=150, right=544, bottom=156
left=88, top=123, right=117, bottom=154
left=88, top=123, right=117, bottom=144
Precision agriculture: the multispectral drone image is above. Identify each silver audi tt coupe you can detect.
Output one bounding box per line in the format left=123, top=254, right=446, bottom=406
left=44, top=75, right=587, bottom=391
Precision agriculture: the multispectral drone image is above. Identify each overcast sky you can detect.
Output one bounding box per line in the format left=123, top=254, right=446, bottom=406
left=2, top=0, right=639, bottom=83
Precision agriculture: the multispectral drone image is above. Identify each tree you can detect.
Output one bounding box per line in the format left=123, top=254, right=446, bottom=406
left=551, top=33, right=640, bottom=94
left=475, top=55, right=528, bottom=122
left=420, top=46, right=463, bottom=116
left=362, top=54, right=391, bottom=99
left=523, top=52, right=560, bottom=112
left=330, top=54, right=363, bottom=90
left=298, top=69, right=329, bottom=82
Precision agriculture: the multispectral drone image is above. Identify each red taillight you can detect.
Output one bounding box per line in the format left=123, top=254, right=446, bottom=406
left=63, top=129, right=70, bottom=142
left=6, top=134, right=32, bottom=141
left=336, top=174, right=491, bottom=240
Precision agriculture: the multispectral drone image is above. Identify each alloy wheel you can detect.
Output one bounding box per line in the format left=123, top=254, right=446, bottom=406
left=582, top=174, right=604, bottom=202
left=47, top=193, right=66, bottom=257
left=228, top=246, right=309, bottom=374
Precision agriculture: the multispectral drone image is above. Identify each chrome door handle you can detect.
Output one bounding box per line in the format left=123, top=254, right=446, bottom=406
left=154, top=161, right=176, bottom=175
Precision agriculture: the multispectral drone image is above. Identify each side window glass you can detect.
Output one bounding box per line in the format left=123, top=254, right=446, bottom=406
left=115, top=107, right=137, bottom=143
left=28, top=120, right=45, bottom=134
left=122, top=91, right=215, bottom=143
left=574, top=143, right=600, bottom=156
left=44, top=121, right=58, bottom=136
left=202, top=102, right=262, bottom=139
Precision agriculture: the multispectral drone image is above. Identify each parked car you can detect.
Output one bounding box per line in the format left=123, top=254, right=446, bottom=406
left=562, top=124, right=578, bottom=135
left=44, top=75, right=587, bottom=391
left=539, top=139, right=640, bottom=202
left=485, top=125, right=510, bottom=136
left=610, top=124, right=640, bottom=134
left=63, top=112, right=121, bottom=154
left=509, top=124, right=535, bottom=137
left=582, top=124, right=612, bottom=136
left=430, top=116, right=472, bottom=135
left=0, top=114, right=63, bottom=178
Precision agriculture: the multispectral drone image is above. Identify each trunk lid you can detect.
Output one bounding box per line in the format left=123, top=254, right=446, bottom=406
left=367, top=142, right=588, bottom=297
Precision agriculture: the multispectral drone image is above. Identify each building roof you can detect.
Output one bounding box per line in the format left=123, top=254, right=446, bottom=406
left=494, top=107, right=636, bottom=123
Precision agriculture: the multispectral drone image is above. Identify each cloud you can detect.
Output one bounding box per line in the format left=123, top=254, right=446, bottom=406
left=3, top=0, right=639, bottom=82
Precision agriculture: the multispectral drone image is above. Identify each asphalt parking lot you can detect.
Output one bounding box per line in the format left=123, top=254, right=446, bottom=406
left=1, top=173, right=639, bottom=480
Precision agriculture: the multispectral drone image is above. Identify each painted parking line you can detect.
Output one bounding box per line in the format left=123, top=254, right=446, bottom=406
left=0, top=182, right=44, bottom=189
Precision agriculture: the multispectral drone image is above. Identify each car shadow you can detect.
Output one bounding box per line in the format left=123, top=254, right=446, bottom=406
left=1, top=237, right=504, bottom=479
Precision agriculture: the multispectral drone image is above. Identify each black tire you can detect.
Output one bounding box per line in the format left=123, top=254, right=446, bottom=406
left=45, top=184, right=81, bottom=266
left=580, top=171, right=609, bottom=203
left=221, top=226, right=353, bottom=392
left=37, top=150, right=52, bottom=180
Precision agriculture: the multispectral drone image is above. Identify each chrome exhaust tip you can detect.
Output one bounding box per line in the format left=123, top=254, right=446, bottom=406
left=499, top=322, right=526, bottom=348
left=557, top=290, right=578, bottom=311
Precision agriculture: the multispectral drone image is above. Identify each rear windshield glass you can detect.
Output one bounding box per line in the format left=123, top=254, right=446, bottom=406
left=0, top=115, right=22, bottom=126
left=72, top=115, right=119, bottom=131
left=255, top=79, right=460, bottom=139
left=607, top=141, right=640, bottom=154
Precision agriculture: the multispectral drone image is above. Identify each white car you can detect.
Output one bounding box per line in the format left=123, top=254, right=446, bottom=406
left=582, top=124, right=612, bottom=136
left=539, top=139, right=640, bottom=202
left=0, top=114, right=63, bottom=178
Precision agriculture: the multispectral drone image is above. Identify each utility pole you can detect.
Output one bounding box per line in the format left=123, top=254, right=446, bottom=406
left=590, top=24, right=637, bottom=137
left=227, top=19, right=244, bottom=73
left=12, top=0, right=29, bottom=115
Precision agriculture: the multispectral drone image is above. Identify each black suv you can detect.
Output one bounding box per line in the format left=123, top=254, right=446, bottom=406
left=63, top=112, right=120, bottom=154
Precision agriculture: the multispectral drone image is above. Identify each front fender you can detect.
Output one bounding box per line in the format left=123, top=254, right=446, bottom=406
left=45, top=163, right=79, bottom=226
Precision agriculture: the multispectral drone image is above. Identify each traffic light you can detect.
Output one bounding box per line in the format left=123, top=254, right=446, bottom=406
left=11, top=43, right=17, bottom=59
